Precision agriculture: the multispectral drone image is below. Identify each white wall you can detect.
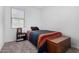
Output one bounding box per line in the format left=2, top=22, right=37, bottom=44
left=4, top=6, right=42, bottom=42
left=41, top=6, right=79, bottom=49
left=0, top=7, right=4, bottom=50
left=24, top=7, right=42, bottom=31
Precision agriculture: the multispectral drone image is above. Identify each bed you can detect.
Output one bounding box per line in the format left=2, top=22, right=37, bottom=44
left=27, top=30, right=62, bottom=53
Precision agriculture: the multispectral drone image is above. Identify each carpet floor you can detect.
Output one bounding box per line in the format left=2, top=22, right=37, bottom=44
left=0, top=40, right=79, bottom=53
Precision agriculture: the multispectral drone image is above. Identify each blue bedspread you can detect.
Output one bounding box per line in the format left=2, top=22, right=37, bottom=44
left=29, top=30, right=54, bottom=53
left=30, top=31, right=39, bottom=47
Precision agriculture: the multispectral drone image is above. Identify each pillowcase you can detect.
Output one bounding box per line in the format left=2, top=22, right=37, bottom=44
left=31, top=27, right=39, bottom=31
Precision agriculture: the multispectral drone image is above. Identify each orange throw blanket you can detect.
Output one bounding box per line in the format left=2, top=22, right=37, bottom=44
left=38, top=32, right=62, bottom=48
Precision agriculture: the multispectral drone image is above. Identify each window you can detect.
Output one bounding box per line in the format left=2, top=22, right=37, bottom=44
left=11, top=8, right=25, bottom=28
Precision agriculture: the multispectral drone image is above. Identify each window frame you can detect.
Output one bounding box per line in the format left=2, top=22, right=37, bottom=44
left=11, top=8, right=25, bottom=29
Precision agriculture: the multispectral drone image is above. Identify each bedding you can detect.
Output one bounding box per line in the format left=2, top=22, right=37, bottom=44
left=27, top=30, right=62, bottom=53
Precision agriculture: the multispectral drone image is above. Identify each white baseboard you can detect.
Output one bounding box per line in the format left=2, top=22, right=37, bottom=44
left=71, top=44, right=79, bottom=49
left=0, top=43, right=4, bottom=51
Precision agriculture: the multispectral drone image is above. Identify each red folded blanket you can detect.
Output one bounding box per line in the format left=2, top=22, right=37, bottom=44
left=38, top=32, right=62, bottom=48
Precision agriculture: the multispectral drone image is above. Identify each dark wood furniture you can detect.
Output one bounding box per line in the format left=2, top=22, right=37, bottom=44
left=47, top=36, right=71, bottom=53
left=16, top=28, right=27, bottom=42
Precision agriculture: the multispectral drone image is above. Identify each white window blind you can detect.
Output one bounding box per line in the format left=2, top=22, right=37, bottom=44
left=11, top=8, right=25, bottom=28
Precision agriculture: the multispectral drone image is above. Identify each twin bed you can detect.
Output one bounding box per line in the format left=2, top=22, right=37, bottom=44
left=27, top=30, right=62, bottom=53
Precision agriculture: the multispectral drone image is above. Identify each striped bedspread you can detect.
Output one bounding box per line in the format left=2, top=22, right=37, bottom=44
left=27, top=30, right=62, bottom=52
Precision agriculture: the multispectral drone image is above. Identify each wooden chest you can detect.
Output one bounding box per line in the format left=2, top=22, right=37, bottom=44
left=47, top=36, right=71, bottom=53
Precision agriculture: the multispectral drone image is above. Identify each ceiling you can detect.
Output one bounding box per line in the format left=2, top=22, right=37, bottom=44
left=11, top=6, right=44, bottom=10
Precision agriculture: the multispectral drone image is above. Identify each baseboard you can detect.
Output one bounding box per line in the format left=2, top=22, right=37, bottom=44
left=4, top=40, right=16, bottom=43
left=0, top=43, right=4, bottom=51
left=71, top=45, right=79, bottom=49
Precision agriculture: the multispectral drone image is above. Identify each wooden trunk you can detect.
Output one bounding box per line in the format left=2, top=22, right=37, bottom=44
left=47, top=36, right=71, bottom=53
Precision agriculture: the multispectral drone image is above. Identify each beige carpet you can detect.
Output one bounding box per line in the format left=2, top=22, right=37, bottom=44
left=0, top=40, right=79, bottom=53
left=0, top=40, right=37, bottom=53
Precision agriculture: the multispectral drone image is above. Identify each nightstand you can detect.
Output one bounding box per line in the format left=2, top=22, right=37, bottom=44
left=47, top=36, right=71, bottom=53
left=16, top=33, right=27, bottom=42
